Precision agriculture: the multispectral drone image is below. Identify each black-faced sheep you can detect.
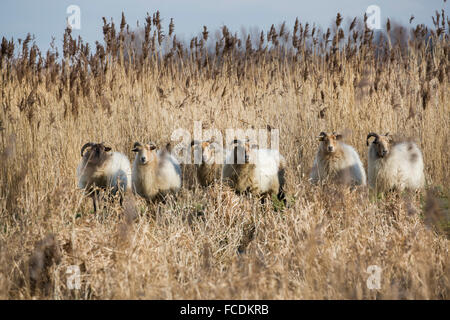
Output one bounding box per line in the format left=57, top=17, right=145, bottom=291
left=131, top=141, right=182, bottom=202
left=310, top=132, right=366, bottom=186
left=76, top=142, right=132, bottom=212
left=222, top=139, right=286, bottom=202
left=367, top=132, right=425, bottom=192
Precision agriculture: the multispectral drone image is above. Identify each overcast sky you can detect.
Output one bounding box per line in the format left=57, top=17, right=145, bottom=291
left=0, top=0, right=447, bottom=51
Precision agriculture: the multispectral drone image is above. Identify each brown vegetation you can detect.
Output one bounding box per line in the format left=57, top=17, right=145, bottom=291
left=0, top=9, right=448, bottom=299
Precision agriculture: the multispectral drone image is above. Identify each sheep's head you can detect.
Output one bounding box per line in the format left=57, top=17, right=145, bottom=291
left=191, top=139, right=222, bottom=165
left=367, top=132, right=391, bottom=158
left=132, top=142, right=157, bottom=165
left=318, top=132, right=342, bottom=154
left=230, top=139, right=258, bottom=164
left=80, top=142, right=112, bottom=165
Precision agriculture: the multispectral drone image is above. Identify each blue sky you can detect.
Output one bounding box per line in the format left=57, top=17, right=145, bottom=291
left=0, top=0, right=447, bottom=51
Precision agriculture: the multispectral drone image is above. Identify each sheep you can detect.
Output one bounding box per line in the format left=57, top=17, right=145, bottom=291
left=190, top=139, right=224, bottom=187
left=222, top=139, right=286, bottom=202
left=131, top=141, right=182, bottom=202
left=76, top=142, right=132, bottom=212
left=366, top=132, right=425, bottom=193
left=310, top=132, right=366, bottom=186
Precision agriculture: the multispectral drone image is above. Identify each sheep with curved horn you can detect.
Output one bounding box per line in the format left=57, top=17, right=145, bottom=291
left=222, top=139, right=286, bottom=203
left=76, top=142, right=132, bottom=212
left=367, top=132, right=425, bottom=193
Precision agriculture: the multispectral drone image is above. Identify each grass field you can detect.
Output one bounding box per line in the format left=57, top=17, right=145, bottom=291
left=0, top=10, right=449, bottom=299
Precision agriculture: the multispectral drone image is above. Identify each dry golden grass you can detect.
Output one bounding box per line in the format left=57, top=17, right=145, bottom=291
left=0, top=11, right=449, bottom=299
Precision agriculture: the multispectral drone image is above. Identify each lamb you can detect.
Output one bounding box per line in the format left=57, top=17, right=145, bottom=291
left=190, top=139, right=224, bottom=187
left=76, top=142, right=132, bottom=212
left=131, top=141, right=182, bottom=202
left=222, top=139, right=286, bottom=202
left=310, top=132, right=366, bottom=186
left=366, top=132, right=425, bottom=193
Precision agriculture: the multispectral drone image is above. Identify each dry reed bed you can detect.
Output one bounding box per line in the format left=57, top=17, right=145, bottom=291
left=0, top=11, right=449, bottom=299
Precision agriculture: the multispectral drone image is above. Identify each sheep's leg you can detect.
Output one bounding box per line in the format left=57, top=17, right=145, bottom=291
left=92, top=191, right=98, bottom=213
left=144, top=198, right=158, bottom=221
left=276, top=168, right=287, bottom=205
left=277, top=189, right=287, bottom=205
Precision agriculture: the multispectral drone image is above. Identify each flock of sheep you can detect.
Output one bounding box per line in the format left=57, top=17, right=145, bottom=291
left=76, top=131, right=425, bottom=212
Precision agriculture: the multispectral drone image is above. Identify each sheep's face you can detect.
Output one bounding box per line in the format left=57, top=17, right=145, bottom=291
left=318, top=132, right=342, bottom=154
left=201, top=141, right=221, bottom=165
left=132, top=142, right=157, bottom=165
left=191, top=140, right=221, bottom=165
left=372, top=134, right=391, bottom=158
left=82, top=143, right=111, bottom=165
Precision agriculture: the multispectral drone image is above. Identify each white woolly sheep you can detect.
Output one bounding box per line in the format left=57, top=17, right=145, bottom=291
left=310, top=132, right=366, bottom=186
left=131, top=141, right=182, bottom=202
left=190, top=139, right=224, bottom=187
left=222, top=139, right=286, bottom=202
left=366, top=132, right=425, bottom=192
left=76, top=142, right=132, bottom=212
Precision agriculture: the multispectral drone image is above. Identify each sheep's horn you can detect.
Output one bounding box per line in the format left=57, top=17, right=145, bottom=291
left=100, top=142, right=112, bottom=151
left=132, top=141, right=143, bottom=152
left=148, top=142, right=157, bottom=150
left=317, top=132, right=327, bottom=140
left=80, top=142, right=94, bottom=157
left=366, top=132, right=379, bottom=146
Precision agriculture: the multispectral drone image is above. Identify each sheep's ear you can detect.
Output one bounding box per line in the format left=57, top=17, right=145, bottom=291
left=335, top=134, right=343, bottom=140
left=148, top=143, right=157, bottom=151
left=104, top=146, right=112, bottom=152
